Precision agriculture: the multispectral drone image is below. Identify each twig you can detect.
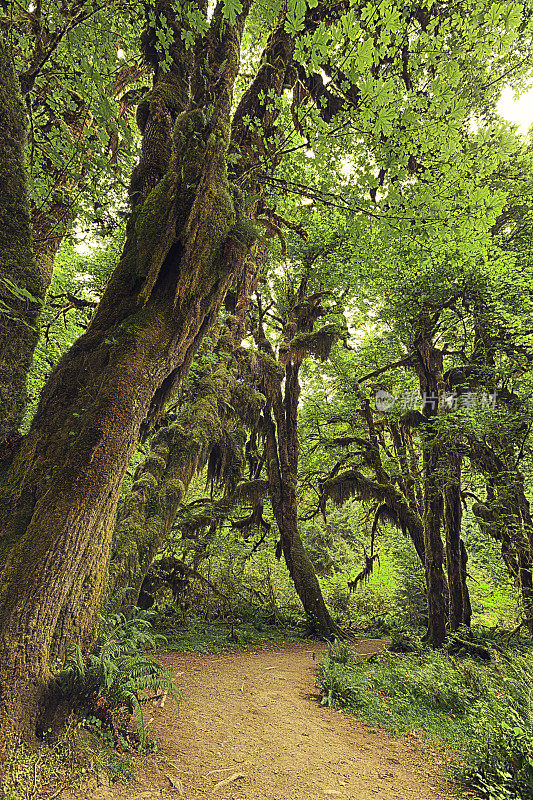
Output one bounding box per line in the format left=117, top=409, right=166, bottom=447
left=211, top=773, right=246, bottom=792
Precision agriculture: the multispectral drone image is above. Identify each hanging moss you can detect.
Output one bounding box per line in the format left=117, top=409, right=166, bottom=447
left=400, top=409, right=427, bottom=428
left=142, top=454, right=167, bottom=478
left=374, top=502, right=401, bottom=529
left=232, top=501, right=270, bottom=535
left=159, top=479, right=185, bottom=509
left=248, top=351, right=284, bottom=399
left=322, top=469, right=371, bottom=506
left=179, top=500, right=229, bottom=540
left=151, top=425, right=173, bottom=448
left=227, top=217, right=260, bottom=249
left=233, top=478, right=270, bottom=504
left=289, top=324, right=339, bottom=363
left=226, top=381, right=264, bottom=428
left=348, top=552, right=380, bottom=592
left=206, top=426, right=245, bottom=492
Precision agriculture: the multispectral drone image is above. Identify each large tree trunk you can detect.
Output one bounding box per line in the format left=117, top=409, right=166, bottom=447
left=108, top=263, right=267, bottom=607
left=0, top=38, right=46, bottom=441
left=0, top=0, right=253, bottom=752
left=108, top=361, right=239, bottom=605
left=107, top=5, right=306, bottom=608
left=423, top=443, right=448, bottom=647
left=413, top=312, right=448, bottom=647
left=264, top=408, right=338, bottom=636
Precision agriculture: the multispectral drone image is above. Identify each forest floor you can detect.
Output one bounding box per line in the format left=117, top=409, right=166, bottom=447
left=62, top=640, right=455, bottom=800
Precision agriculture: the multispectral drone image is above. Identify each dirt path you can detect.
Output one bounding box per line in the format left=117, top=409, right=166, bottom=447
left=77, top=641, right=454, bottom=800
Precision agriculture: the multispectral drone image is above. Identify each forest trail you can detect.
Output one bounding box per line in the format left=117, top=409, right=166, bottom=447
left=69, top=641, right=454, bottom=800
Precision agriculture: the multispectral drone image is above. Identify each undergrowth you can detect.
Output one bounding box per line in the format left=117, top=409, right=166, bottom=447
left=154, top=609, right=309, bottom=653
left=0, top=722, right=135, bottom=800
left=60, top=607, right=181, bottom=750
left=319, top=633, right=533, bottom=800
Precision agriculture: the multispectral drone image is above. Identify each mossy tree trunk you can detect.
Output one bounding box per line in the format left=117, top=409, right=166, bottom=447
left=106, top=9, right=303, bottom=607
left=263, top=399, right=337, bottom=637
left=444, top=455, right=471, bottom=630
left=0, top=37, right=46, bottom=442
left=0, top=0, right=254, bottom=753
left=256, top=307, right=338, bottom=638
left=108, top=361, right=242, bottom=605
left=0, top=31, right=140, bottom=442
left=413, top=312, right=448, bottom=647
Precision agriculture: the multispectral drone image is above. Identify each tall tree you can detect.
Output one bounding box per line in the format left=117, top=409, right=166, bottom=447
left=0, top=0, right=532, bottom=753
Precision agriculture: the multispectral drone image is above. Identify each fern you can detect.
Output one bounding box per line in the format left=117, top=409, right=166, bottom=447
left=60, top=607, right=181, bottom=749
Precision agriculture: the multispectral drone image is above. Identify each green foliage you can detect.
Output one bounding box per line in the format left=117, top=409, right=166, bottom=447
left=389, top=534, right=427, bottom=628
left=1, top=722, right=136, bottom=800
left=319, top=637, right=533, bottom=800
left=1, top=723, right=80, bottom=800
left=60, top=608, right=181, bottom=749
left=155, top=613, right=307, bottom=653
left=456, top=651, right=533, bottom=800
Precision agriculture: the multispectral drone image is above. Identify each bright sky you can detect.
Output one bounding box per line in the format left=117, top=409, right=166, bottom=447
left=498, top=85, right=533, bottom=135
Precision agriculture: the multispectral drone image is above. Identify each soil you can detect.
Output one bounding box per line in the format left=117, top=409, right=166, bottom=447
left=67, top=640, right=454, bottom=800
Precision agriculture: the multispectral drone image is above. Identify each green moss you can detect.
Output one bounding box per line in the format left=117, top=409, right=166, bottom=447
left=134, top=175, right=174, bottom=267
left=228, top=217, right=260, bottom=249
left=151, top=426, right=172, bottom=448
left=137, top=83, right=183, bottom=131
left=143, top=454, right=167, bottom=478
left=159, top=479, right=185, bottom=508
left=0, top=36, right=44, bottom=438
left=290, top=324, right=340, bottom=362
left=131, top=473, right=158, bottom=497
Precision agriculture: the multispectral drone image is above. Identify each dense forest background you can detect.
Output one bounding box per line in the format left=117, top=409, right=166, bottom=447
left=3, top=0, right=533, bottom=796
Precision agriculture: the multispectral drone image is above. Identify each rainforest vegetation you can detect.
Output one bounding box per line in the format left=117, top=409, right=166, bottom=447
left=3, top=0, right=533, bottom=796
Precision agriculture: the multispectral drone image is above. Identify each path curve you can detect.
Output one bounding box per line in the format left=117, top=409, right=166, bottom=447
left=75, top=641, right=453, bottom=800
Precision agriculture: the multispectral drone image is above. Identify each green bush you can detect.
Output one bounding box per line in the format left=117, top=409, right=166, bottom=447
left=457, top=653, right=533, bottom=800
left=60, top=608, right=181, bottom=749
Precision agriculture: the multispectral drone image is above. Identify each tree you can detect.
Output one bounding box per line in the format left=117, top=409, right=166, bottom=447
left=0, top=0, right=258, bottom=749
left=1, top=0, right=532, bottom=753
left=1, top=0, right=143, bottom=440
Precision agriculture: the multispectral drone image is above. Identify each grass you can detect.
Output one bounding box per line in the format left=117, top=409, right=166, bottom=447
left=318, top=634, right=533, bottom=800
left=153, top=613, right=310, bottom=653
left=0, top=724, right=135, bottom=800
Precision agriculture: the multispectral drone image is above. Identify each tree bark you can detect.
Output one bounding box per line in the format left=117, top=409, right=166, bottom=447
left=0, top=37, right=45, bottom=441
left=0, top=0, right=254, bottom=752
left=423, top=442, right=448, bottom=647
left=263, top=407, right=338, bottom=637
left=108, top=361, right=245, bottom=605
left=444, top=456, right=471, bottom=630
left=413, top=312, right=448, bottom=647
left=106, top=5, right=307, bottom=607
left=259, top=308, right=338, bottom=638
